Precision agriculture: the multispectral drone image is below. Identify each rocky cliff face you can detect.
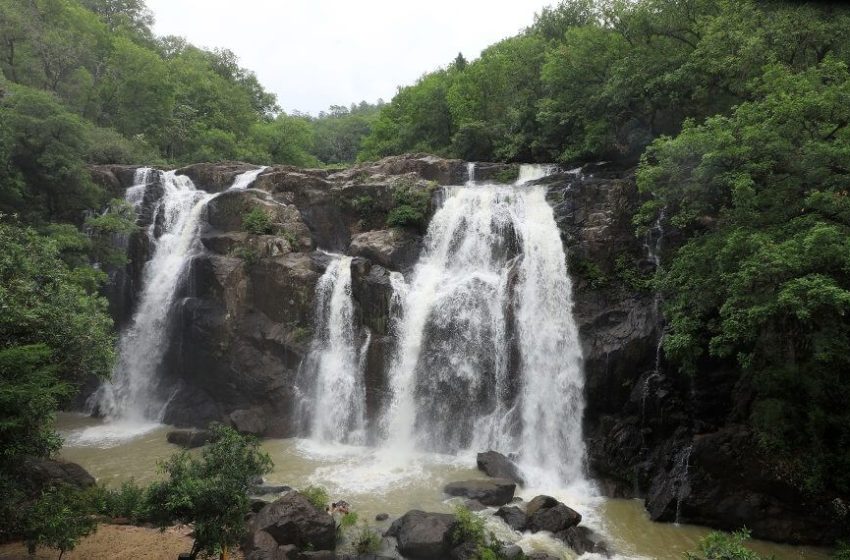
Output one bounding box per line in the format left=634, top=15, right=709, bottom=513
left=90, top=154, right=844, bottom=545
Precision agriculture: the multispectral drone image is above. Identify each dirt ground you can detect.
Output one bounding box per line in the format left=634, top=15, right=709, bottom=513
left=0, top=524, right=246, bottom=560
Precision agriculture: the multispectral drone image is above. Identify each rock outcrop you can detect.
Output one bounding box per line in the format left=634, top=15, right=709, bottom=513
left=385, top=510, right=457, bottom=560
left=476, top=451, right=524, bottom=485
left=249, top=492, right=336, bottom=552
left=443, top=479, right=516, bottom=507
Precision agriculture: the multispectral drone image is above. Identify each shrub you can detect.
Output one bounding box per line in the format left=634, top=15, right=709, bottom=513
left=494, top=167, right=520, bottom=184
left=98, top=480, right=149, bottom=523
left=242, top=207, right=275, bottom=235
left=685, top=530, right=766, bottom=560
left=386, top=182, right=432, bottom=231
left=302, top=485, right=330, bottom=510
left=146, top=424, right=273, bottom=560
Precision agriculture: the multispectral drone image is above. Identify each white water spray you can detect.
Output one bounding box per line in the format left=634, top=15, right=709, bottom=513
left=229, top=166, right=268, bottom=190
left=381, top=164, right=587, bottom=487
left=300, top=255, right=368, bottom=444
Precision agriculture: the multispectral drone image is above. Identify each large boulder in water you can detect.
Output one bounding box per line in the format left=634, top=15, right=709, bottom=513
left=476, top=451, right=524, bottom=485
left=443, top=479, right=516, bottom=507
left=166, top=429, right=211, bottom=449
left=495, top=505, right=527, bottom=532
left=251, top=492, right=336, bottom=550
left=556, top=526, right=609, bottom=556
left=385, top=510, right=457, bottom=560
left=526, top=495, right=582, bottom=533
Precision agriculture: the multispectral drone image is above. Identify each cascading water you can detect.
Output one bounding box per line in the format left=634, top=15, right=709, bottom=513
left=229, top=165, right=268, bottom=190
left=93, top=167, right=266, bottom=427
left=381, top=165, right=587, bottom=488
left=297, top=255, right=369, bottom=445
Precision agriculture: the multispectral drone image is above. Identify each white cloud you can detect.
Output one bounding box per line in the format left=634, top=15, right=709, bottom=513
left=144, top=0, right=550, bottom=114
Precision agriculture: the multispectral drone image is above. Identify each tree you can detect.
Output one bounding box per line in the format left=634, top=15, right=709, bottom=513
left=23, top=483, right=98, bottom=559
left=147, top=425, right=273, bottom=560
left=0, top=220, right=117, bottom=541
left=637, top=58, right=850, bottom=494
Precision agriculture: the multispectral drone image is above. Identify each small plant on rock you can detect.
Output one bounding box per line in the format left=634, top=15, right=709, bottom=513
left=242, top=207, right=275, bottom=235
left=302, top=485, right=330, bottom=510
left=353, top=524, right=382, bottom=554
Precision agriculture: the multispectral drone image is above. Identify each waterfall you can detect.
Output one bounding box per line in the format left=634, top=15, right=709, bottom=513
left=641, top=206, right=667, bottom=433
left=229, top=166, right=268, bottom=190
left=298, top=255, right=368, bottom=444
left=94, top=167, right=266, bottom=424
left=381, top=164, right=586, bottom=487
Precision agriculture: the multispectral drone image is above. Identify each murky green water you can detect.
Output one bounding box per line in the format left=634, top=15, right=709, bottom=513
left=57, top=414, right=830, bottom=560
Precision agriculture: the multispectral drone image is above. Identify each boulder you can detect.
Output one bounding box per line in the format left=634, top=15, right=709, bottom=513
left=229, top=408, right=267, bottom=435
left=495, top=506, right=527, bottom=532
left=349, top=229, right=420, bottom=271
left=244, top=530, right=299, bottom=560
left=375, top=513, right=389, bottom=521
left=253, top=492, right=337, bottom=550
left=526, top=497, right=582, bottom=534
left=463, top=499, right=487, bottom=511
left=252, top=483, right=293, bottom=496
left=385, top=510, right=456, bottom=560
left=525, top=495, right=559, bottom=517
left=476, top=451, right=524, bottom=485
left=166, top=429, right=211, bottom=449
left=556, top=526, right=609, bottom=556
left=443, top=479, right=516, bottom=507
left=21, top=457, right=95, bottom=489
left=450, top=541, right=478, bottom=560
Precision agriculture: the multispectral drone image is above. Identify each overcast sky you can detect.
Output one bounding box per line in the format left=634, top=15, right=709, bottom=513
left=145, top=0, right=551, bottom=115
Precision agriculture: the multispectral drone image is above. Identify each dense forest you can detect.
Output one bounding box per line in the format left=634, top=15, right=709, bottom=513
left=1, top=0, right=850, bottom=556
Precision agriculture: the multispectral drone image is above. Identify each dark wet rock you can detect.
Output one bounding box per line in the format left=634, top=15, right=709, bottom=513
left=252, top=492, right=337, bottom=551
left=443, top=479, right=516, bottom=507
left=476, top=451, right=524, bottom=485
left=526, top=554, right=560, bottom=560
left=525, top=495, right=559, bottom=517
left=556, top=526, right=609, bottom=556
left=251, top=498, right=271, bottom=513
left=450, top=541, right=478, bottom=560
left=252, top=484, right=292, bottom=496
left=176, top=162, right=262, bottom=193
left=349, top=229, right=420, bottom=272
left=462, top=499, right=488, bottom=511
left=166, top=429, right=211, bottom=449
left=375, top=513, right=389, bottom=521
left=646, top=426, right=847, bottom=545
left=22, top=457, right=95, bottom=489
left=229, top=408, right=267, bottom=435
left=494, top=506, right=526, bottom=532
left=526, top=496, right=581, bottom=534
left=385, top=510, right=456, bottom=560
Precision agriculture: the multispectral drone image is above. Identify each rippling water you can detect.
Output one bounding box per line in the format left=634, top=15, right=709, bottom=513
left=57, top=414, right=829, bottom=560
